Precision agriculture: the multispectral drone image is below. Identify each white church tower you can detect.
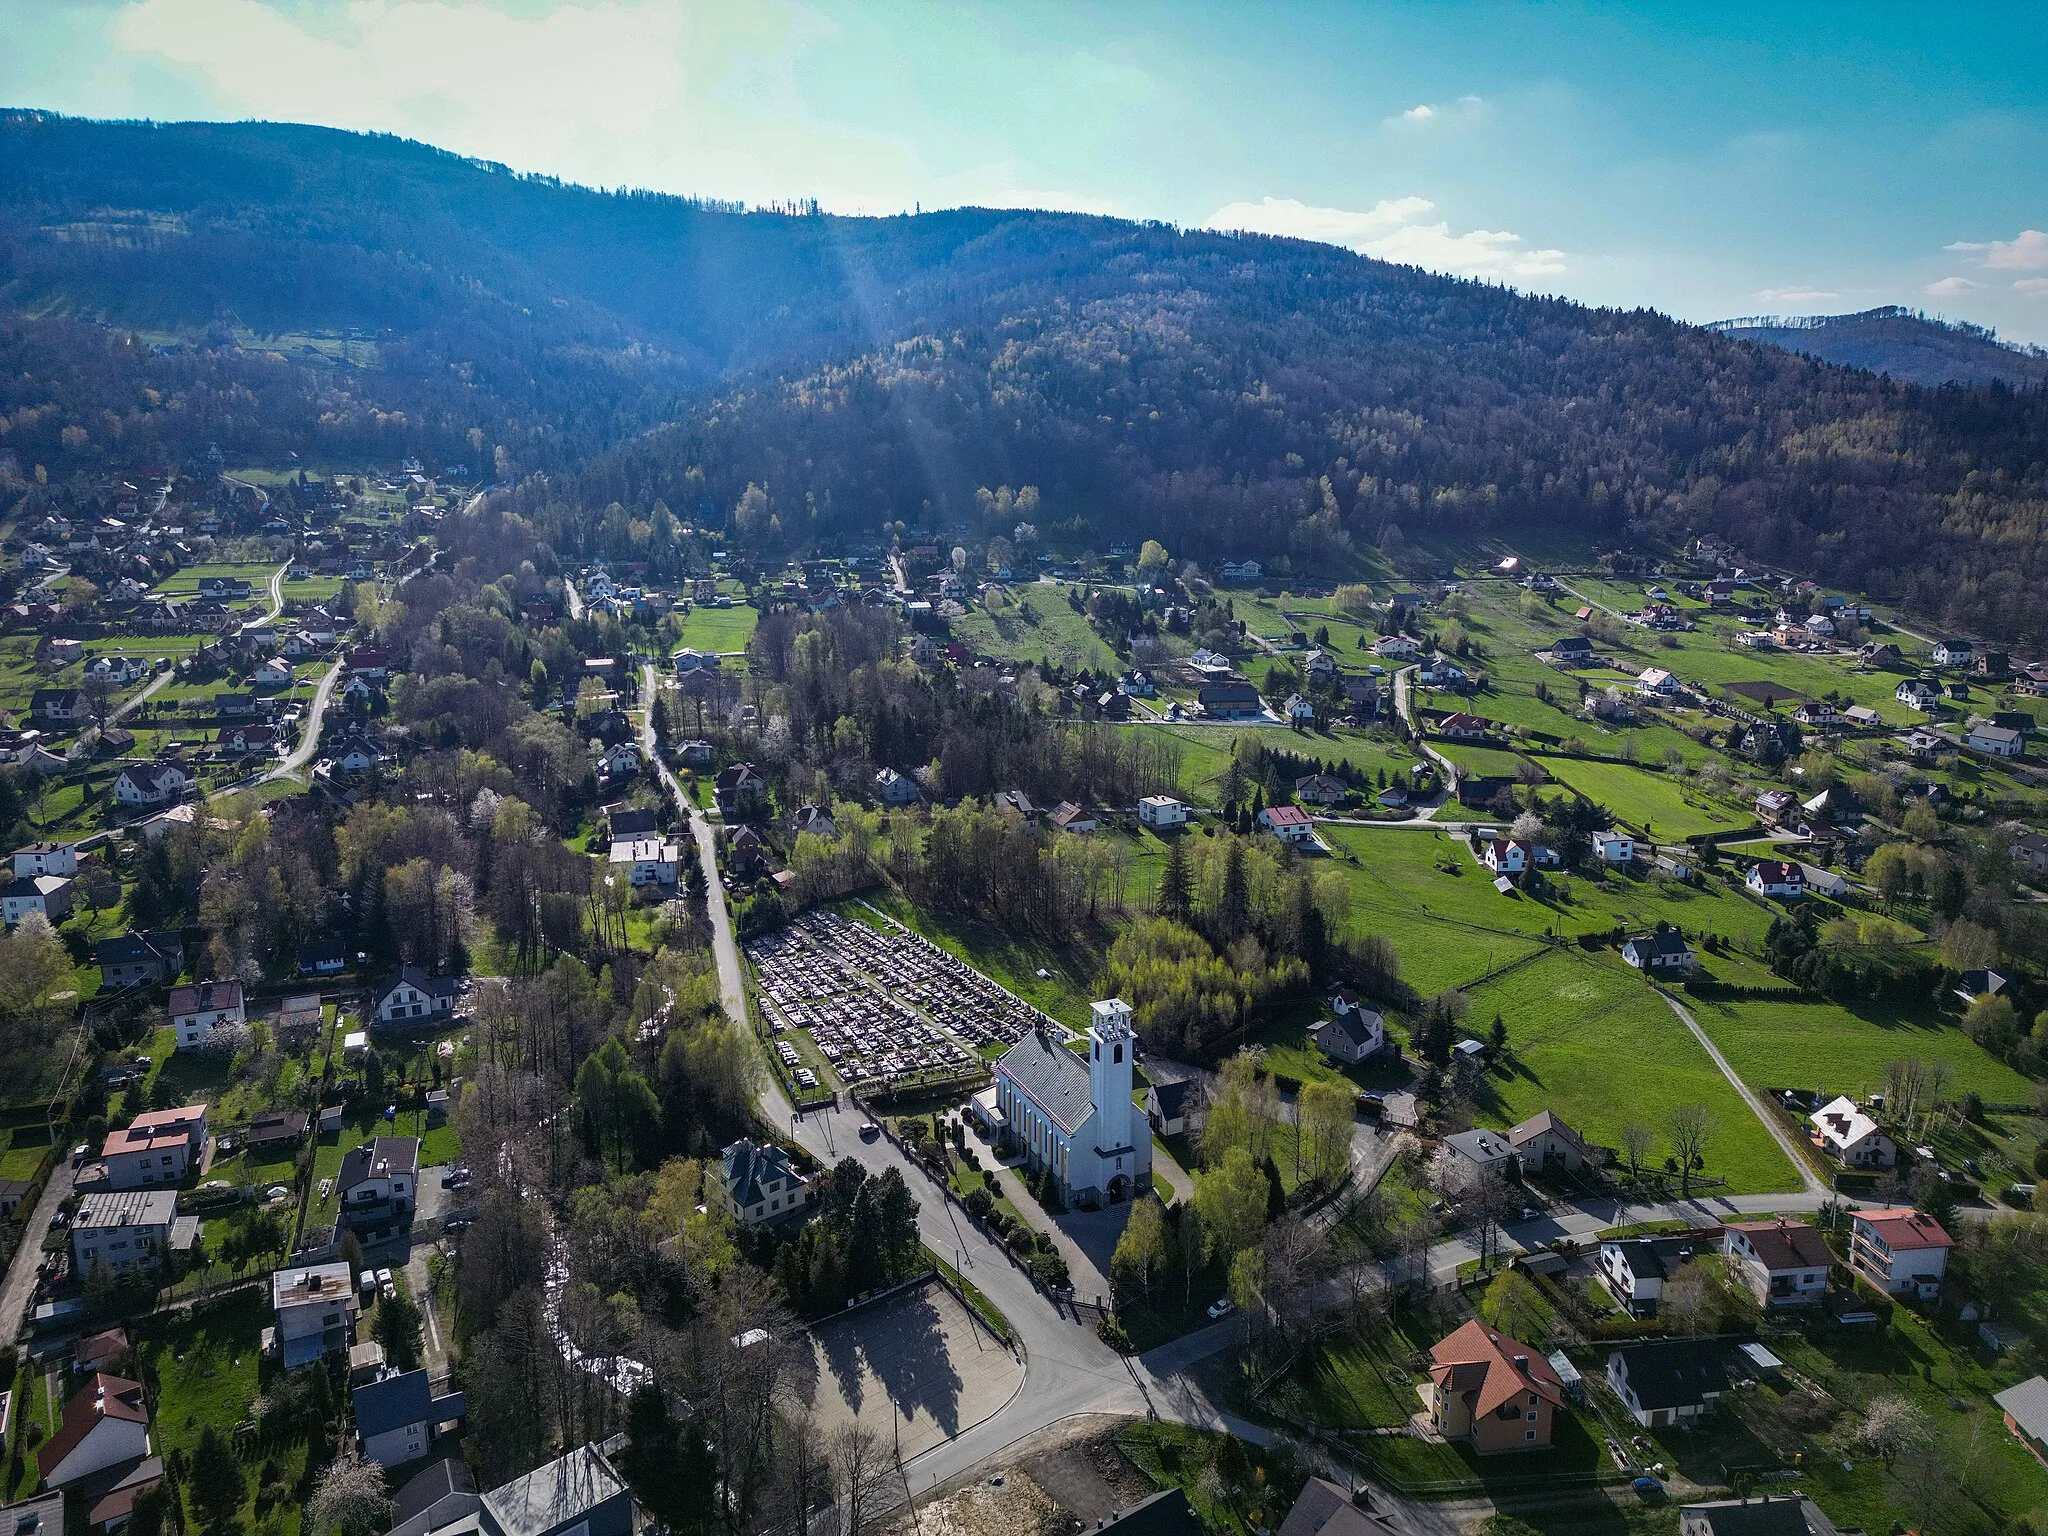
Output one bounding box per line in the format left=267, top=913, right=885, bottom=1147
left=1088, top=998, right=1135, bottom=1155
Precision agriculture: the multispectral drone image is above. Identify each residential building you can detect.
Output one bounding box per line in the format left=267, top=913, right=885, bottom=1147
left=2009, top=832, right=2048, bottom=877
left=873, top=766, right=920, bottom=805
left=271, top=1261, right=360, bottom=1369
left=1933, top=639, right=1974, bottom=667
left=1310, top=1005, right=1385, bottom=1064
left=1600, top=1232, right=1717, bottom=1316
left=1799, top=863, right=1849, bottom=898
left=790, top=805, right=836, bottom=839
left=1048, top=802, right=1098, bottom=835
left=1218, top=559, right=1263, bottom=582
left=1424, top=1320, right=1564, bottom=1452
left=1850, top=1207, right=1952, bottom=1299
left=37, top=1375, right=150, bottom=1489
left=1606, top=1338, right=1728, bottom=1428
left=298, top=936, right=348, bottom=975
left=245, top=1109, right=310, bottom=1157
left=1593, top=833, right=1637, bottom=864
left=1679, top=1499, right=1812, bottom=1536
left=1143, top=1079, right=1192, bottom=1137
left=113, top=761, right=189, bottom=808
left=1437, top=712, right=1491, bottom=742
left=168, top=979, right=242, bottom=1049
left=1441, top=1128, right=1516, bottom=1185
left=1482, top=838, right=1530, bottom=876
left=1373, top=634, right=1419, bottom=661
left=337, top=1136, right=420, bottom=1237
left=374, top=967, right=460, bottom=1026
left=1198, top=681, right=1264, bottom=720
left=30, top=688, right=87, bottom=725
left=1282, top=693, right=1315, bottom=723
left=71, top=1191, right=180, bottom=1277
left=478, top=1443, right=635, bottom=1536
left=718, top=1138, right=812, bottom=1226
left=1137, top=795, right=1188, bottom=830
left=1968, top=722, right=2024, bottom=758
left=1258, top=804, right=1317, bottom=844
left=1, top=874, right=71, bottom=926
left=1507, top=1111, right=1586, bottom=1175
left=993, top=1001, right=1151, bottom=1206
left=1809, top=1096, right=1896, bottom=1168
left=386, top=1459, right=480, bottom=1536
left=1896, top=678, right=1940, bottom=710
left=1295, top=773, right=1350, bottom=806
left=1637, top=667, right=1679, bottom=696
left=1621, top=929, right=1695, bottom=972
left=1995, top=1376, right=2048, bottom=1467
left=1274, top=1481, right=1392, bottom=1536
left=1550, top=636, right=1593, bottom=663
left=711, top=762, right=764, bottom=817
left=354, top=1368, right=467, bottom=1470
left=607, top=838, right=680, bottom=888
left=101, top=1105, right=208, bottom=1189
left=10, top=841, right=77, bottom=879
left=1724, top=1221, right=1833, bottom=1310
left=1747, top=861, right=1806, bottom=898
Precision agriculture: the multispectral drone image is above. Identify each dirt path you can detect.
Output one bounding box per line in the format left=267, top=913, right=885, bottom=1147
left=1654, top=986, right=1828, bottom=1195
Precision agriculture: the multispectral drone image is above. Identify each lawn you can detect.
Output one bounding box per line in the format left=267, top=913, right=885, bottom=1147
left=1533, top=756, right=1749, bottom=841
left=1686, top=995, right=2035, bottom=1103
left=674, top=603, right=759, bottom=653
left=1460, top=950, right=1803, bottom=1194
left=853, top=894, right=1102, bottom=1030
left=951, top=587, right=1122, bottom=672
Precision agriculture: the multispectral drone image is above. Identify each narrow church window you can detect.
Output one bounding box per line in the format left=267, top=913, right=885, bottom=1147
left=1114, top=1044, right=1122, bottom=1063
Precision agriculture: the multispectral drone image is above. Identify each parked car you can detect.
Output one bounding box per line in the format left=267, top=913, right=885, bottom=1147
left=859, top=1122, right=881, bottom=1141
left=1206, top=1298, right=1236, bottom=1320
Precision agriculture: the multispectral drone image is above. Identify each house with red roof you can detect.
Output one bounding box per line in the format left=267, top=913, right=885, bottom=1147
left=1851, top=1207, right=1953, bottom=1299
left=1257, top=803, right=1317, bottom=845
left=1746, top=860, right=1806, bottom=899
left=1483, top=838, right=1532, bottom=876
left=38, top=1373, right=150, bottom=1487
left=1425, top=1319, right=1565, bottom=1452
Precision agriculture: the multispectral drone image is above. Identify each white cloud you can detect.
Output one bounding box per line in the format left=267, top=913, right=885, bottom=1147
left=1204, top=194, right=1566, bottom=280
left=1944, top=229, right=2048, bottom=270
left=1926, top=276, right=1981, bottom=296
left=1388, top=95, right=1483, bottom=129
left=2016, top=278, right=2048, bottom=297
left=1402, top=104, right=1436, bottom=122
left=1757, top=287, right=1839, bottom=305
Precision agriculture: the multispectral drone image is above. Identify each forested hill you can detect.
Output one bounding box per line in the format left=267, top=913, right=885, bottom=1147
left=1713, top=308, right=2048, bottom=389
left=4, top=111, right=2048, bottom=640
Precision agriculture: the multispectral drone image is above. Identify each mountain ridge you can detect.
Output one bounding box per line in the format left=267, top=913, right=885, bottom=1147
left=1710, top=306, right=2048, bottom=389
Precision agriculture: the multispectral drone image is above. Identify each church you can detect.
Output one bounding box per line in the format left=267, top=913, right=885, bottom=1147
left=991, top=999, right=1150, bottom=1206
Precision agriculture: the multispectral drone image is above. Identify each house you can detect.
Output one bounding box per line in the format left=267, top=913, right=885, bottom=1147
left=1724, top=1220, right=1833, bottom=1310
left=11, top=841, right=78, bottom=879
left=1437, top=712, right=1492, bottom=742
left=1593, top=833, right=1636, bottom=864
left=604, top=806, right=660, bottom=841
left=1048, top=802, right=1098, bottom=835
left=1482, top=838, right=1531, bottom=876
left=1550, top=636, right=1593, bottom=664
left=1302, top=648, right=1337, bottom=679
left=1621, top=929, right=1695, bottom=972
left=1896, top=678, right=1940, bottom=711
left=2, top=874, right=72, bottom=927
left=71, top=1192, right=181, bottom=1276
left=718, top=1138, right=812, bottom=1225
left=670, top=648, right=722, bottom=674
left=594, top=742, right=641, bottom=781
left=1747, top=861, right=1805, bottom=899
left=1967, top=722, right=2024, bottom=758
left=252, top=657, right=294, bottom=688
left=1442, top=1128, right=1517, bottom=1184
left=74, top=1328, right=130, bottom=1375
left=874, top=767, right=919, bottom=805
left=1373, top=634, right=1419, bottom=661
left=1791, top=700, right=1836, bottom=727
left=994, top=1002, right=1151, bottom=1205
left=337, top=1136, right=420, bottom=1237
left=101, top=1105, right=208, bottom=1189
left=1850, top=1207, right=1952, bottom=1298
left=113, top=761, right=189, bottom=808
left=328, top=733, right=382, bottom=774
left=2010, top=831, right=2048, bottom=877
left=37, top=1375, right=150, bottom=1488
left=1218, top=559, right=1263, bottom=582
left=675, top=739, right=715, bottom=769
left=1799, top=863, right=1849, bottom=898
left=1599, top=1232, right=1716, bottom=1316
left=1508, top=1111, right=1586, bottom=1175
left=1933, top=638, right=1974, bottom=668
left=374, top=967, right=461, bottom=1026
left=354, top=1368, right=467, bottom=1470
left=1143, top=1078, right=1193, bottom=1137
left=385, top=1458, right=480, bottom=1536
left=1679, top=1498, right=1812, bottom=1536
left=168, top=979, right=243, bottom=1049
left=608, top=838, right=680, bottom=888
left=1803, top=613, right=1836, bottom=638
left=346, top=647, right=391, bottom=681
left=1137, top=795, right=1188, bottom=830
left=245, top=1109, right=310, bottom=1157
left=1637, top=667, right=1679, bottom=696
left=1843, top=705, right=1883, bottom=727
left=1295, top=773, right=1350, bottom=807
left=1994, top=1376, right=2048, bottom=1467
left=790, top=805, right=837, bottom=839
left=1860, top=641, right=1905, bottom=666
left=1258, top=804, right=1317, bottom=844
left=271, top=1261, right=360, bottom=1369
left=478, top=1443, right=636, bottom=1536
left=1606, top=1338, right=1728, bottom=1427
left=1311, top=1005, right=1386, bottom=1064
left=1198, top=681, right=1264, bottom=720
left=713, top=763, right=766, bottom=817
left=1978, top=650, right=2013, bottom=679
left=1282, top=693, right=1315, bottom=723
left=1423, top=1320, right=1564, bottom=1452
left=31, top=689, right=87, bottom=725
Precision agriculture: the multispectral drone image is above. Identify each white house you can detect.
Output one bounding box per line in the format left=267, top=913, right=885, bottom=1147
left=1258, top=804, right=1317, bottom=844
left=1218, top=559, right=1262, bottom=582
left=1482, top=838, right=1530, bottom=876
left=1896, top=678, right=1940, bottom=710
left=113, top=761, right=189, bottom=808
left=1933, top=639, right=1974, bottom=668
left=337, top=1136, right=420, bottom=1237
left=353, top=1368, right=466, bottom=1471
left=1804, top=613, right=1836, bottom=638
left=2, top=874, right=72, bottom=927
left=10, top=842, right=78, bottom=880
left=1373, top=634, right=1419, bottom=661
left=671, top=648, right=722, bottom=674
left=1593, top=833, right=1636, bottom=864
left=1636, top=667, right=1680, bottom=696
left=1850, top=1207, right=1952, bottom=1298
left=1968, top=723, right=2024, bottom=758
left=1799, top=863, right=1849, bottom=897
left=169, top=979, right=244, bottom=1049
left=595, top=742, right=642, bottom=780
left=71, top=1191, right=181, bottom=1276
left=101, top=1104, right=208, bottom=1189
left=1606, top=1339, right=1727, bottom=1429
left=374, top=966, right=461, bottom=1026
left=1809, top=1096, right=1895, bottom=1168
left=253, top=657, right=294, bottom=687
left=1282, top=693, right=1316, bottom=723
left=37, top=1374, right=150, bottom=1489
left=608, top=838, right=680, bottom=888
left=1600, top=1233, right=1713, bottom=1317
left=1746, top=860, right=1806, bottom=898
left=1621, top=930, right=1695, bottom=972
left=271, top=1261, right=360, bottom=1369
left=1311, top=1005, right=1385, bottom=1064
left=875, top=767, right=919, bottom=805
left=1137, top=795, right=1188, bottom=830
left=719, top=1138, right=811, bottom=1226
left=1724, top=1221, right=1832, bottom=1310
left=993, top=1000, right=1151, bottom=1206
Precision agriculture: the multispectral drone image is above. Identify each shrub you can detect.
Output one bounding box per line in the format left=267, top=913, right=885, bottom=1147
left=1096, top=1314, right=1135, bottom=1353
left=964, top=1187, right=993, bottom=1220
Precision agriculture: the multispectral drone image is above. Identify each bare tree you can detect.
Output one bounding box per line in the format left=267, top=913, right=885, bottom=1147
left=830, top=1424, right=891, bottom=1536
left=777, top=1407, right=829, bottom=1536
left=1659, top=1261, right=1715, bottom=1337
left=1667, top=1104, right=1714, bottom=1200
left=1619, top=1124, right=1654, bottom=1184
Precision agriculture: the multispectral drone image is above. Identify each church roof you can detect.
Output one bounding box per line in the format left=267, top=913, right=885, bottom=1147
left=996, top=1028, right=1096, bottom=1135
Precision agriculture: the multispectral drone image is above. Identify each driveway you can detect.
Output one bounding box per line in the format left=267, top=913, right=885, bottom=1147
left=0, top=1159, right=75, bottom=1340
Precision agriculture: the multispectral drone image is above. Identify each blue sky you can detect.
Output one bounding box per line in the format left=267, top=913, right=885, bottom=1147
left=6, top=0, right=2047, bottom=340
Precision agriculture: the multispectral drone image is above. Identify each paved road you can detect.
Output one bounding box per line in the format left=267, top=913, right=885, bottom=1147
left=239, top=561, right=291, bottom=632
left=265, top=658, right=344, bottom=782
left=108, top=667, right=172, bottom=725
left=0, top=1160, right=75, bottom=1342
left=1655, top=986, right=1828, bottom=1195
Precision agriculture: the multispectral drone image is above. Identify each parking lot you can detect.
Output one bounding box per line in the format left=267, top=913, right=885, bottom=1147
left=749, top=911, right=1058, bottom=1090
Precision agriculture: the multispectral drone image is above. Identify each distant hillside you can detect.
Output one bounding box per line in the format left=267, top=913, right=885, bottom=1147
left=1712, top=306, right=2048, bottom=388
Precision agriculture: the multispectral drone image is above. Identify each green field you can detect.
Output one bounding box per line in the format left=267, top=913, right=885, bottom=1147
left=675, top=602, right=760, bottom=653
left=1687, top=995, right=2034, bottom=1103
left=1461, top=951, right=1802, bottom=1194
left=951, top=586, right=1122, bottom=671
left=1533, top=756, right=1749, bottom=840
left=150, top=561, right=282, bottom=598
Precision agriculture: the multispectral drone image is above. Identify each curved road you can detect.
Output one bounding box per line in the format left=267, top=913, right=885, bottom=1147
left=265, top=659, right=344, bottom=782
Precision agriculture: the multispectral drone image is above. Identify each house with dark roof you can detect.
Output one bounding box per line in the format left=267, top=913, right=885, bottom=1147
left=1424, top=1320, right=1565, bottom=1452
left=479, top=1444, right=634, bottom=1536
left=1096, top=1489, right=1204, bottom=1536
left=337, top=1137, right=419, bottom=1237
left=1507, top=1111, right=1586, bottom=1175
left=386, top=1459, right=481, bottom=1536
left=96, top=930, right=183, bottom=990
left=1311, top=1006, right=1385, bottom=1064
left=719, top=1139, right=812, bottom=1226
left=1724, top=1221, right=1833, bottom=1309
left=1678, top=1498, right=1813, bottom=1536
left=1143, top=1078, right=1192, bottom=1137
left=374, top=967, right=461, bottom=1027
left=1621, top=929, right=1695, bottom=972
left=168, top=979, right=243, bottom=1050
left=1198, top=681, right=1264, bottom=721
left=1606, top=1338, right=1729, bottom=1427
left=299, top=935, right=349, bottom=975
left=1600, top=1231, right=1720, bottom=1316
left=113, top=761, right=189, bottom=809
left=354, top=1368, right=467, bottom=1469
left=1746, top=861, right=1805, bottom=899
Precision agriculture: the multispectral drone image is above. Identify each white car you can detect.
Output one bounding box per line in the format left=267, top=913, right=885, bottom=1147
left=1207, top=1298, right=1236, bottom=1320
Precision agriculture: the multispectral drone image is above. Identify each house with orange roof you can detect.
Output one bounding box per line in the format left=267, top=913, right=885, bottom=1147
left=38, top=1373, right=150, bottom=1487
left=1424, top=1319, right=1565, bottom=1452
left=1851, top=1207, right=1953, bottom=1299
